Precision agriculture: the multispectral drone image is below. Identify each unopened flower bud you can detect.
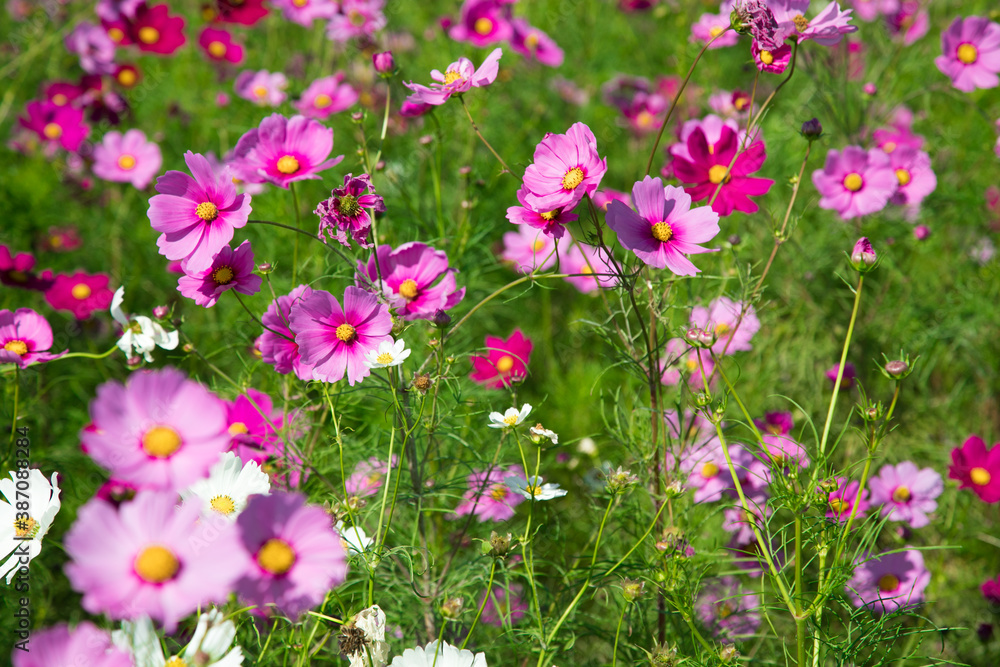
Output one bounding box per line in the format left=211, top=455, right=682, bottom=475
left=603, top=464, right=638, bottom=494
left=819, top=478, right=838, bottom=493
left=258, top=262, right=273, bottom=274
left=850, top=237, right=877, bottom=271
left=913, top=225, right=930, bottom=241
left=621, top=578, right=645, bottom=602
left=484, top=530, right=512, bottom=559
left=651, top=645, right=679, bottom=667
left=697, top=328, right=717, bottom=348
left=801, top=117, right=823, bottom=140
left=863, top=82, right=877, bottom=96
left=694, top=392, right=712, bottom=408
left=182, top=343, right=195, bottom=353
left=152, top=305, right=169, bottom=319
left=728, top=234, right=741, bottom=246
left=432, top=309, right=452, bottom=328
left=126, top=355, right=142, bottom=367
left=351, top=111, right=364, bottom=123
left=372, top=50, right=395, bottom=76
left=719, top=645, right=740, bottom=663
left=884, top=360, right=908, bottom=378
left=440, top=596, right=464, bottom=619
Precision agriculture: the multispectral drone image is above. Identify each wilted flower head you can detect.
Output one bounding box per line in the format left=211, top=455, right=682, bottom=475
left=603, top=464, right=640, bottom=494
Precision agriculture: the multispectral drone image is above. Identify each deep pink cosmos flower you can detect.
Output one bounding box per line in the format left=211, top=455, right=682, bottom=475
left=934, top=16, right=1000, bottom=93
left=271, top=0, right=336, bottom=26
left=234, top=492, right=347, bottom=618
left=0, top=309, right=65, bottom=368
left=128, top=4, right=186, bottom=55
left=449, top=0, right=514, bottom=47
left=981, top=576, right=1000, bottom=605
left=847, top=549, right=930, bottom=614
left=769, top=0, right=858, bottom=46
left=404, top=47, right=502, bottom=106
left=522, top=122, right=608, bottom=211
left=327, top=0, right=387, bottom=42
left=288, top=286, right=393, bottom=386
left=260, top=284, right=316, bottom=381
left=826, top=477, right=869, bottom=522
left=198, top=26, right=244, bottom=63
left=18, top=100, right=89, bottom=152
left=295, top=73, right=358, bottom=120
left=753, top=41, right=793, bottom=73
left=949, top=435, right=1000, bottom=503
left=560, top=242, right=617, bottom=293
left=868, top=462, right=942, bottom=529
left=606, top=175, right=721, bottom=275
left=234, top=69, right=288, bottom=106
left=356, top=243, right=466, bottom=321
left=96, top=0, right=144, bottom=22
left=0, top=246, right=53, bottom=291
left=177, top=240, right=262, bottom=308
left=226, top=388, right=287, bottom=465
left=315, top=173, right=385, bottom=248
left=500, top=225, right=570, bottom=274
left=210, top=0, right=269, bottom=25
left=506, top=185, right=579, bottom=239
left=481, top=584, right=529, bottom=626
left=81, top=367, right=231, bottom=491
left=148, top=150, right=252, bottom=273
left=12, top=623, right=132, bottom=667
left=670, top=120, right=774, bottom=216
left=887, top=147, right=936, bottom=208
left=44, top=271, right=114, bottom=319
left=826, top=361, right=857, bottom=389
left=92, top=129, right=162, bottom=189
left=65, top=21, right=117, bottom=75
left=469, top=330, right=533, bottom=389
left=812, top=146, right=897, bottom=220
left=65, top=492, right=246, bottom=632
left=453, top=467, right=527, bottom=522
left=755, top=411, right=794, bottom=435
left=231, top=113, right=344, bottom=189
left=510, top=18, right=564, bottom=67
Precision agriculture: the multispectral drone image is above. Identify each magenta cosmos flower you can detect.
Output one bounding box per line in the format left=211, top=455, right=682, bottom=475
left=868, top=461, right=942, bottom=529
left=235, top=69, right=288, bottom=106
left=847, top=549, right=930, bottom=614
left=887, top=147, right=936, bottom=208
left=404, top=47, right=502, bottom=106
left=231, top=113, right=343, bottom=189
left=607, top=175, right=721, bottom=276
left=0, top=308, right=65, bottom=367
left=234, top=492, right=347, bottom=618
left=12, top=622, right=132, bottom=667
left=826, top=477, right=869, bottom=522
left=506, top=185, right=579, bottom=239
left=177, top=240, right=261, bottom=307
left=65, top=492, right=246, bottom=631
left=356, top=242, right=466, bottom=321
left=127, top=3, right=186, bottom=55
left=198, top=26, right=244, bottom=63
left=19, top=100, right=89, bottom=152
left=949, top=435, right=1000, bottom=503
left=812, top=145, right=897, bottom=220
left=92, top=129, right=162, bottom=189
left=316, top=173, right=385, bottom=248
left=935, top=16, right=1000, bottom=93
left=691, top=6, right=739, bottom=48
left=453, top=467, right=527, bottom=522
left=148, top=150, right=252, bottom=273
left=288, top=286, right=393, bottom=386
left=469, top=329, right=533, bottom=389
left=481, top=584, right=529, bottom=626
left=295, top=73, right=358, bottom=120
left=981, top=576, right=1000, bottom=605
left=327, top=0, right=387, bottom=42
left=690, top=296, right=760, bottom=355
left=511, top=18, right=564, bottom=67
left=0, top=245, right=53, bottom=291
left=500, top=225, right=570, bottom=274
left=679, top=438, right=750, bottom=503
left=448, top=0, right=514, bottom=47
left=44, top=271, right=114, bottom=319
left=260, top=284, right=316, bottom=381
left=81, top=367, right=231, bottom=491
left=226, top=388, right=287, bottom=465
left=522, top=122, right=608, bottom=211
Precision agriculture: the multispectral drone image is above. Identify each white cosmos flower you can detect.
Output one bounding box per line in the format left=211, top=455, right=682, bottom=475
left=390, top=640, right=487, bottom=667
left=344, top=605, right=390, bottom=667
left=336, top=520, right=374, bottom=555
left=364, top=338, right=411, bottom=369
left=181, top=452, right=270, bottom=520
left=0, top=469, right=61, bottom=584
left=111, top=286, right=178, bottom=362
left=487, top=404, right=532, bottom=429
left=113, top=610, right=243, bottom=667
left=529, top=423, right=559, bottom=445
left=505, top=475, right=568, bottom=501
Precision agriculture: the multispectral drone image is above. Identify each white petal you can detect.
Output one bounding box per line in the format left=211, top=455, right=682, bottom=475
left=110, top=286, right=129, bottom=327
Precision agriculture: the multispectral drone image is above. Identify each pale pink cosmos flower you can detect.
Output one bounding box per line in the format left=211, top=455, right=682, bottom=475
left=691, top=3, right=739, bottom=48
left=659, top=338, right=714, bottom=390
left=873, top=105, right=924, bottom=154
left=327, top=0, right=387, bottom=42
left=260, top=284, right=316, bottom=381
left=13, top=623, right=132, bottom=667
left=690, top=296, right=760, bottom=355
left=177, top=240, right=262, bottom=308
left=885, top=1, right=928, bottom=45
left=404, top=47, right=502, bottom=106
left=65, top=21, right=117, bottom=74
left=678, top=438, right=751, bottom=503
left=230, top=113, right=344, bottom=189
left=847, top=549, right=930, bottom=614
left=848, top=0, right=897, bottom=22
left=271, top=0, right=336, bottom=26
left=500, top=225, right=570, bottom=274
left=356, top=242, right=466, bottom=321
left=934, top=16, right=1000, bottom=93
left=887, top=147, right=936, bottom=208
left=868, top=462, right=942, bottom=529
left=560, top=243, right=617, bottom=293
left=0, top=308, right=66, bottom=367
left=92, top=129, right=162, bottom=189
left=481, top=584, right=529, bottom=626
left=453, top=467, right=526, bottom=522
left=295, top=73, right=359, bottom=119
left=768, top=0, right=858, bottom=46
left=812, top=146, right=897, bottom=220
left=345, top=456, right=395, bottom=497
left=522, top=122, right=608, bottom=211
left=234, top=69, right=289, bottom=106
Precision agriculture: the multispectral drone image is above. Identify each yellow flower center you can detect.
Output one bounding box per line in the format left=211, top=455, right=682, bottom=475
left=895, top=169, right=911, bottom=186
left=196, top=201, right=219, bottom=221
left=561, top=167, right=585, bottom=190
left=767, top=424, right=782, bottom=435
left=581, top=264, right=593, bottom=275
left=474, top=17, right=493, bottom=35
left=882, top=141, right=896, bottom=153
left=210, top=495, right=236, bottom=515
left=489, top=485, right=508, bottom=500
left=212, top=266, right=235, bottom=285
left=314, top=93, right=332, bottom=109
left=138, top=26, right=160, bottom=44
left=495, top=355, right=514, bottom=373
left=134, top=545, right=180, bottom=583
left=708, top=164, right=730, bottom=185
left=971, top=467, right=991, bottom=486
left=208, top=41, right=227, bottom=58
left=685, top=357, right=698, bottom=372
left=376, top=352, right=395, bottom=365
left=399, top=279, right=419, bottom=300
left=336, top=323, right=356, bottom=343
left=525, top=32, right=540, bottom=48
left=843, top=172, right=863, bottom=192
left=636, top=110, right=654, bottom=128
left=710, top=26, right=724, bottom=38
left=957, top=43, right=978, bottom=64
left=14, top=516, right=38, bottom=538
left=164, top=657, right=187, bottom=667
left=253, top=85, right=268, bottom=99
left=42, top=123, right=62, bottom=139
left=793, top=14, right=809, bottom=32
left=700, top=462, right=719, bottom=478
left=276, top=155, right=300, bottom=174
left=228, top=421, right=249, bottom=435
left=292, top=0, right=307, bottom=5
left=7, top=270, right=27, bottom=282
left=760, top=50, right=774, bottom=65
left=349, top=9, right=364, bottom=26
left=52, top=93, right=68, bottom=106
left=525, top=484, right=542, bottom=497
left=891, top=486, right=911, bottom=503
left=539, top=210, right=558, bottom=221
left=829, top=497, right=847, bottom=514
left=142, top=425, right=182, bottom=458
left=4, top=340, right=29, bottom=357
left=71, top=283, right=92, bottom=300
left=108, top=27, right=125, bottom=43
left=532, top=240, right=546, bottom=252
left=117, top=154, right=136, bottom=170
left=444, top=70, right=463, bottom=85
left=257, top=538, right=296, bottom=575
left=878, top=574, right=899, bottom=592
left=651, top=222, right=673, bottom=242
left=715, top=322, right=730, bottom=335
left=503, top=414, right=518, bottom=425
left=117, top=69, right=137, bottom=86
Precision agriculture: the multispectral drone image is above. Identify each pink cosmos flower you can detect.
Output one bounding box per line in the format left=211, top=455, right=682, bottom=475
left=887, top=147, right=936, bottom=208
left=0, top=246, right=53, bottom=291
left=271, top=0, right=336, bottom=26
left=44, top=271, right=114, bottom=319
left=868, top=462, right=942, bottom=529
left=848, top=0, right=897, bottom=22
left=177, top=240, right=261, bottom=307
left=449, top=0, right=514, bottom=47
left=12, top=623, right=132, bottom=667
left=42, top=81, right=86, bottom=108
left=345, top=456, right=394, bottom=497
left=934, top=16, right=1000, bottom=93
left=327, top=0, right=387, bottom=41
left=872, top=106, right=924, bottom=153
left=695, top=577, right=761, bottom=637
left=469, top=330, right=533, bottom=389
left=981, top=576, right=1000, bottom=605
left=404, top=47, right=502, bottom=106
left=260, top=284, right=316, bottom=381
left=506, top=185, right=579, bottom=239
left=231, top=113, right=344, bottom=189
left=606, top=175, right=721, bottom=275
left=92, top=129, right=162, bottom=189
left=226, top=388, right=287, bottom=464
left=885, top=1, right=927, bottom=45
left=96, top=0, right=144, bottom=22
left=65, top=22, right=117, bottom=75
left=752, top=41, right=793, bottom=73
left=592, top=189, right=631, bottom=211
left=522, top=122, right=608, bottom=211
left=198, top=26, right=244, bottom=64
left=659, top=338, right=714, bottom=389
left=356, top=242, right=466, bottom=321
left=949, top=435, right=1000, bottom=503
left=691, top=7, right=739, bottom=48
left=510, top=18, right=564, bottom=67
left=295, top=73, right=359, bottom=119
left=755, top=411, right=793, bottom=435
left=235, top=69, right=288, bottom=106
left=148, top=150, right=252, bottom=273
left=315, top=173, right=385, bottom=247
left=769, top=0, right=858, bottom=46
left=481, top=584, right=529, bottom=626
left=18, top=100, right=89, bottom=152
left=500, top=225, right=570, bottom=274
left=679, top=438, right=750, bottom=503
left=560, top=242, right=617, bottom=293
left=81, top=367, right=231, bottom=491
left=453, top=467, right=527, bottom=522
left=722, top=492, right=771, bottom=546
left=0, top=308, right=65, bottom=367
left=826, top=361, right=857, bottom=389
left=846, top=549, right=930, bottom=614
left=812, top=146, right=897, bottom=220
left=826, top=477, right=869, bottom=522
left=210, top=0, right=269, bottom=25
left=755, top=434, right=809, bottom=483
left=288, top=286, right=393, bottom=386
left=128, top=4, right=186, bottom=55
left=234, top=492, right=347, bottom=618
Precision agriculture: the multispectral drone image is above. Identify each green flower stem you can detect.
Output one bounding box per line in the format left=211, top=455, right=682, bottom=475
left=8, top=367, right=19, bottom=444
left=795, top=516, right=806, bottom=667
left=683, top=612, right=714, bottom=653
left=51, top=346, right=119, bottom=362
left=460, top=96, right=513, bottom=176
left=461, top=559, right=497, bottom=650
left=611, top=602, right=628, bottom=667
left=818, top=274, right=865, bottom=457
left=290, top=182, right=302, bottom=286
left=603, top=499, right=667, bottom=578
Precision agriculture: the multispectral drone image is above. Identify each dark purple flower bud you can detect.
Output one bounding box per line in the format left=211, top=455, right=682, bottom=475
left=432, top=309, right=452, bottom=328
left=800, top=118, right=823, bottom=140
